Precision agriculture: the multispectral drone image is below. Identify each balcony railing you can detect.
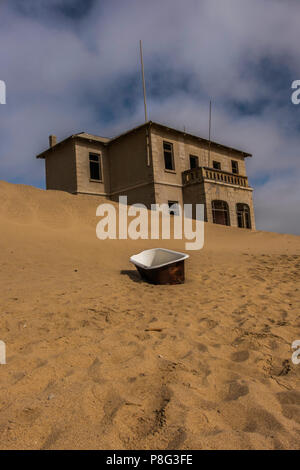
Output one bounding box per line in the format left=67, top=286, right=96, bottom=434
left=182, top=166, right=249, bottom=188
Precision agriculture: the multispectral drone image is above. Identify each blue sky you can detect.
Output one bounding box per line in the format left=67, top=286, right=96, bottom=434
left=0, top=0, right=299, bottom=234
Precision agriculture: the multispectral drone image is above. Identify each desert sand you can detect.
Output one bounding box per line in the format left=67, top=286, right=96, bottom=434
left=0, top=180, right=299, bottom=450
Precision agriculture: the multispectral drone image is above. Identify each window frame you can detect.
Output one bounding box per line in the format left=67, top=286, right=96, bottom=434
left=212, top=160, right=221, bottom=170
left=189, top=155, right=199, bottom=169
left=89, top=152, right=103, bottom=182
left=163, top=141, right=175, bottom=172
left=211, top=200, right=230, bottom=226
left=231, top=160, right=239, bottom=174
left=168, top=200, right=180, bottom=216
left=236, top=203, right=251, bottom=229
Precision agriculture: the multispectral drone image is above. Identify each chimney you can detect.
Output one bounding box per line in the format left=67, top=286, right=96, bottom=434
left=49, top=135, right=57, bottom=147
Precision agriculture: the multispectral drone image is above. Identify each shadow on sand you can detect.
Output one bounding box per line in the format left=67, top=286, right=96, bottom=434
left=120, top=269, right=143, bottom=283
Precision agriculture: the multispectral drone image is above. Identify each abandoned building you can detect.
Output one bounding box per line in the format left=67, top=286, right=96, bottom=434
left=37, top=121, right=255, bottom=229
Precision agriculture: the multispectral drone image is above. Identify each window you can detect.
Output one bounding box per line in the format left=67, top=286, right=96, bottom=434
left=168, top=201, right=179, bottom=216
left=212, top=200, right=230, bottom=226
left=236, top=203, right=251, bottom=229
left=189, top=155, right=199, bottom=169
left=231, top=160, right=239, bottom=174
left=213, top=161, right=221, bottom=170
left=163, top=141, right=175, bottom=171
left=89, top=153, right=102, bottom=181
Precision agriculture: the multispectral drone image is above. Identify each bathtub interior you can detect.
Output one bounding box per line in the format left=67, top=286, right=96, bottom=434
left=130, top=248, right=188, bottom=269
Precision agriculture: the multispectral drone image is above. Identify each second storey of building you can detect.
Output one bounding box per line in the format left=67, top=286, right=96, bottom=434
left=37, top=121, right=253, bottom=209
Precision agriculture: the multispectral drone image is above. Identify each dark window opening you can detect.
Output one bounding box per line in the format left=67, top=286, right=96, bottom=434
left=190, top=155, right=199, bottom=169
left=231, top=160, right=239, bottom=174
left=212, top=200, right=230, bottom=226
left=168, top=201, right=179, bottom=216
left=163, top=141, right=175, bottom=171
left=236, top=203, right=251, bottom=229
left=89, top=153, right=102, bottom=181
left=213, top=161, right=221, bottom=170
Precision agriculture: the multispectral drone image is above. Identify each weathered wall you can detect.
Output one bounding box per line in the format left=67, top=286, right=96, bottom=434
left=45, top=139, right=77, bottom=193
left=182, top=181, right=207, bottom=220
left=75, top=140, right=109, bottom=196
left=204, top=181, right=256, bottom=229
left=206, top=148, right=247, bottom=175
left=153, top=182, right=183, bottom=207
left=108, top=127, right=154, bottom=199
left=150, top=125, right=253, bottom=227
left=110, top=182, right=155, bottom=209
left=150, top=127, right=193, bottom=189
left=150, top=125, right=248, bottom=191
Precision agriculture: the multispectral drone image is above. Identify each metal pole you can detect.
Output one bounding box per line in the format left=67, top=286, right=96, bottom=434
left=139, top=40, right=148, bottom=122
left=208, top=100, right=212, bottom=168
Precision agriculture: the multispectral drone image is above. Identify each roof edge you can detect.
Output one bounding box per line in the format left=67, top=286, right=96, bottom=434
left=108, top=120, right=251, bottom=157
left=149, top=121, right=252, bottom=157
left=36, top=133, right=108, bottom=159
left=36, top=121, right=252, bottom=159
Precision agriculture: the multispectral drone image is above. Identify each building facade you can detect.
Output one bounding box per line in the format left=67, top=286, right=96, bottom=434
left=37, top=121, right=255, bottom=229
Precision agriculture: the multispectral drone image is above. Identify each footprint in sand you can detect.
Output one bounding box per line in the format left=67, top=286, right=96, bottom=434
left=277, top=390, right=300, bottom=405
left=87, top=357, right=105, bottom=384
left=17, top=407, right=41, bottom=425
left=12, top=372, right=26, bottom=384
left=40, top=428, right=63, bottom=450
left=243, top=407, right=283, bottom=435
left=127, top=376, right=137, bottom=383
left=148, top=386, right=173, bottom=437
left=230, top=350, right=249, bottom=363
left=166, top=427, right=187, bottom=450
left=101, top=391, right=125, bottom=429
left=277, top=391, right=300, bottom=425
left=225, top=380, right=249, bottom=401
left=35, top=359, right=48, bottom=369
left=197, top=343, right=208, bottom=353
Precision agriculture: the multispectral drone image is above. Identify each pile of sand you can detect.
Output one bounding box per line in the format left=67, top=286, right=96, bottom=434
left=0, top=180, right=299, bottom=450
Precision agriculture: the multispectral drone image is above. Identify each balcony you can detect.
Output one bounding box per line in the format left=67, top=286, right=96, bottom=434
left=182, top=166, right=249, bottom=188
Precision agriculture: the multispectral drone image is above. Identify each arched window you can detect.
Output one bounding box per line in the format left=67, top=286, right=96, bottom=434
left=211, top=200, right=230, bottom=226
left=236, top=203, right=251, bottom=229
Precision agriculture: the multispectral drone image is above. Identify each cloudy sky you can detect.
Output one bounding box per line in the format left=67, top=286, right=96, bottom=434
left=0, top=0, right=299, bottom=234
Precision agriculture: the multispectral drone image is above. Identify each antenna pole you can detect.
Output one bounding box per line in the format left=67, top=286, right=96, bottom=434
left=208, top=100, right=212, bottom=168
left=139, top=40, right=148, bottom=122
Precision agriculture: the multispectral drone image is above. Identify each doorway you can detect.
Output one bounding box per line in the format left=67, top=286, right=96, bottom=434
left=236, top=203, right=251, bottom=229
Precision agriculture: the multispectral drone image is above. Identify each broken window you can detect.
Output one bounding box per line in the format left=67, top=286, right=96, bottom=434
left=89, top=153, right=102, bottom=181
left=231, top=160, right=239, bottom=174
left=236, top=203, right=251, bottom=229
left=213, top=161, right=221, bottom=170
left=189, top=155, right=199, bottom=169
left=212, top=200, right=230, bottom=226
left=163, top=141, right=175, bottom=171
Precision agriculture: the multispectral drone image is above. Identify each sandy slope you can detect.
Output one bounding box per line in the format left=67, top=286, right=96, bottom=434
left=0, top=180, right=299, bottom=450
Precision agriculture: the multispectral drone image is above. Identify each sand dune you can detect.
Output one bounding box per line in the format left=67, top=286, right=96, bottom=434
left=0, top=180, right=299, bottom=450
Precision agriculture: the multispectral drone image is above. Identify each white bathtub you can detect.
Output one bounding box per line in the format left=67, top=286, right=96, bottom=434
left=130, top=248, right=189, bottom=284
